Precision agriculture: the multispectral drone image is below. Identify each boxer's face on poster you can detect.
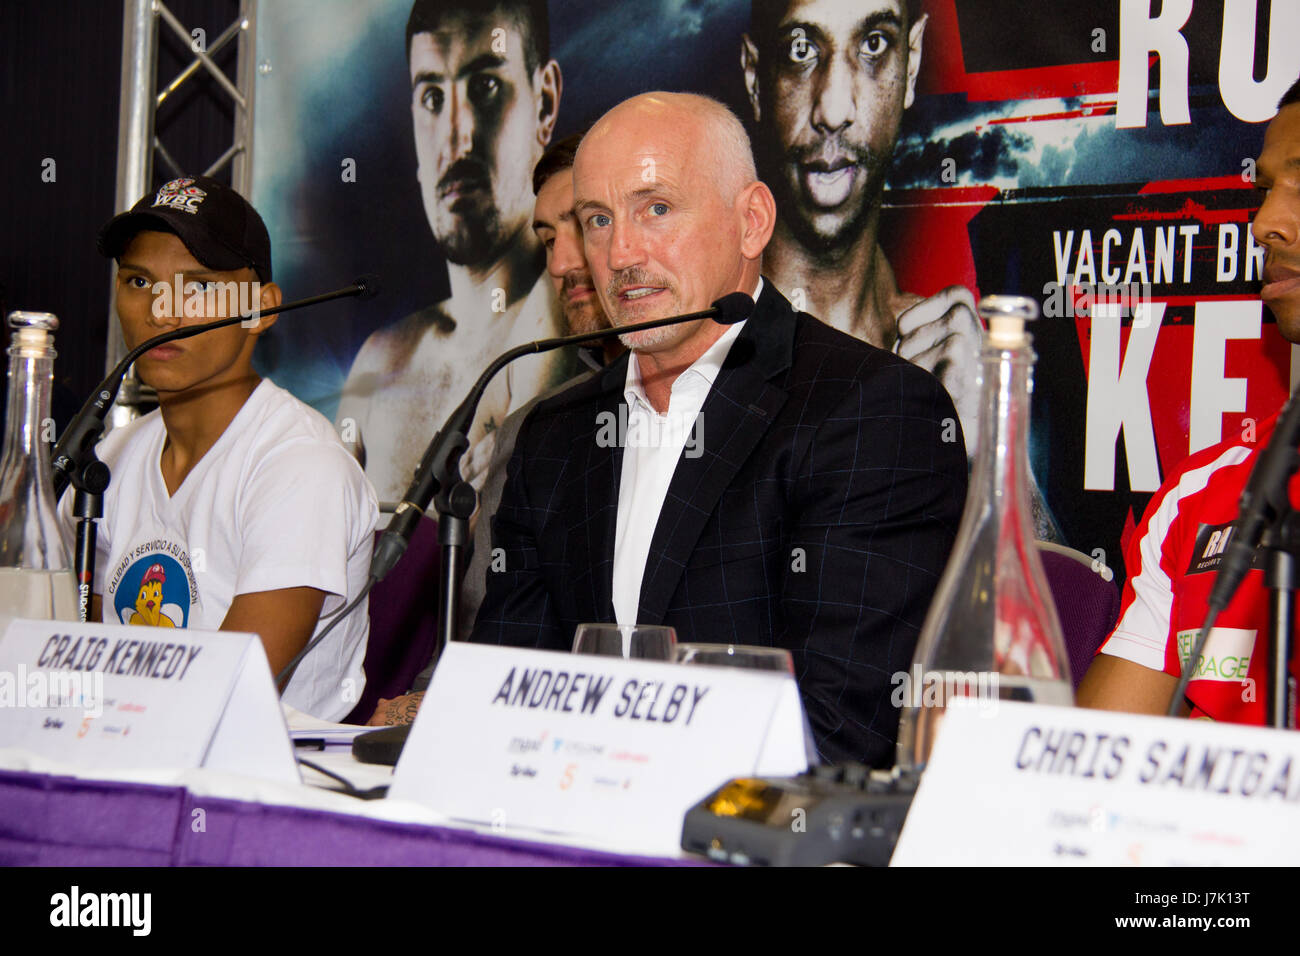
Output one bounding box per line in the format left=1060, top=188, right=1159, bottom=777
left=533, top=169, right=605, bottom=336
left=1253, top=103, right=1300, bottom=337
left=745, top=0, right=924, bottom=253
left=409, top=14, right=542, bottom=267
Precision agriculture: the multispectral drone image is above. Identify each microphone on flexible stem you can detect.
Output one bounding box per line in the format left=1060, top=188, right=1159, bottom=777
left=51, top=274, right=381, bottom=501
left=347, top=290, right=753, bottom=767
left=1170, top=386, right=1300, bottom=716
left=285, top=292, right=755, bottom=693
left=369, top=290, right=755, bottom=582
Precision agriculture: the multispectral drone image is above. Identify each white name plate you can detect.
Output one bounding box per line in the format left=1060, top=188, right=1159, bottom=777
left=0, top=618, right=298, bottom=785
left=390, top=642, right=810, bottom=854
left=892, top=699, right=1300, bottom=866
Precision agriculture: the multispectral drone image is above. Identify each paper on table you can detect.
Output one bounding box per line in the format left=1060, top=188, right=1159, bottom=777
left=283, top=704, right=371, bottom=746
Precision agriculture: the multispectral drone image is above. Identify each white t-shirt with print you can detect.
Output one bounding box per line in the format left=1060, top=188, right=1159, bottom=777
left=62, top=379, right=378, bottom=720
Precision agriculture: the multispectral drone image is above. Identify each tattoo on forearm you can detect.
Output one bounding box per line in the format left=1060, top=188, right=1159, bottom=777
left=384, top=692, right=425, bottom=725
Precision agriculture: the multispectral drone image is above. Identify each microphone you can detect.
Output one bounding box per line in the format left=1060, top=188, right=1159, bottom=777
left=52, top=276, right=381, bottom=500
left=369, top=291, right=755, bottom=582
left=352, top=273, right=382, bottom=301
left=714, top=291, right=754, bottom=324
left=348, top=290, right=755, bottom=766
left=279, top=291, right=755, bottom=698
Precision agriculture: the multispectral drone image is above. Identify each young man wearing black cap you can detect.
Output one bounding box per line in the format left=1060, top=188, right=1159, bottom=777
left=78, top=176, right=378, bottom=721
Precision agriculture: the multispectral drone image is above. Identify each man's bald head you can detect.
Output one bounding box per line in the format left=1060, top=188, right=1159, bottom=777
left=572, top=92, right=775, bottom=355
left=581, top=93, right=758, bottom=205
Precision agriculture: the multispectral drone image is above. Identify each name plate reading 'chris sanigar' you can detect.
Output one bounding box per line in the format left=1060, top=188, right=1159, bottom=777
left=892, top=699, right=1300, bottom=866
left=390, top=642, right=810, bottom=854
left=0, top=618, right=297, bottom=784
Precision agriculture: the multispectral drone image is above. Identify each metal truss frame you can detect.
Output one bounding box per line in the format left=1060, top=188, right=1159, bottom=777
left=106, top=0, right=259, bottom=420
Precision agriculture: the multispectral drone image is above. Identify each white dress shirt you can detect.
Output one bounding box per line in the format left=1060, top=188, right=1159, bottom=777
left=611, top=279, right=763, bottom=626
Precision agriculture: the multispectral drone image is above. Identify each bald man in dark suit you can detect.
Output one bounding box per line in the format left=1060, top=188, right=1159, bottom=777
left=472, top=92, right=966, bottom=767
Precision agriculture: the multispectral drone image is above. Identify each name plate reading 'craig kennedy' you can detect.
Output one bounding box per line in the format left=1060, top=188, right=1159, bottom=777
left=892, top=699, right=1300, bottom=866
left=390, top=642, right=810, bottom=854
left=0, top=618, right=297, bottom=784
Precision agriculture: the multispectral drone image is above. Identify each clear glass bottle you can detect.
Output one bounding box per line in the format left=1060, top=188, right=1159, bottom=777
left=0, top=312, right=79, bottom=622
left=896, top=296, right=1072, bottom=773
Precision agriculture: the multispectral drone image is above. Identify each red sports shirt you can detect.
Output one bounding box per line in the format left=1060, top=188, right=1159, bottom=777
left=1099, top=410, right=1300, bottom=723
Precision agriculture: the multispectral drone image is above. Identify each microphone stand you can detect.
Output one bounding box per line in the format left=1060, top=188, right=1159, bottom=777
left=429, top=319, right=717, bottom=659
left=433, top=471, right=475, bottom=659
left=369, top=295, right=755, bottom=672
left=350, top=293, right=755, bottom=766
left=1261, top=512, right=1300, bottom=728
left=1175, top=415, right=1300, bottom=727
left=54, top=276, right=379, bottom=616
left=71, top=457, right=111, bottom=622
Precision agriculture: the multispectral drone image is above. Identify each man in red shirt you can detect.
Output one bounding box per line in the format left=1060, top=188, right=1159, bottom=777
left=1079, top=77, right=1300, bottom=721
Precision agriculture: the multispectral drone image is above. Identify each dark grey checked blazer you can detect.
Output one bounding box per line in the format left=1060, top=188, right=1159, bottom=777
left=469, top=281, right=967, bottom=767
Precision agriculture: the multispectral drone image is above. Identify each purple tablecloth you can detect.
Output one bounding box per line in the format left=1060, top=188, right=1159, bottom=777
left=0, top=769, right=700, bottom=866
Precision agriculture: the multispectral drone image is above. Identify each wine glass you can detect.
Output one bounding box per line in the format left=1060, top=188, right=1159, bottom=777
left=674, top=643, right=794, bottom=673
left=676, top=643, right=815, bottom=765
left=572, top=623, right=677, bottom=660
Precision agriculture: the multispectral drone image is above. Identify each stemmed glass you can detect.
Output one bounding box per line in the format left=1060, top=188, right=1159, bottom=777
left=572, top=623, right=677, bottom=660
left=674, top=643, right=794, bottom=672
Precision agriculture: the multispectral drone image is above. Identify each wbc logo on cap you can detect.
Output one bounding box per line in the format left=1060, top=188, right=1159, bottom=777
left=152, top=177, right=207, bottom=215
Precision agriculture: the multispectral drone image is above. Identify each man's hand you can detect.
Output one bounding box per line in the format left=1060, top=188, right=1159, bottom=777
left=367, top=691, right=425, bottom=726
left=895, top=285, right=981, bottom=457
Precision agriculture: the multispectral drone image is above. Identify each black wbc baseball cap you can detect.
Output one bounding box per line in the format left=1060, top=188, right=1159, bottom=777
left=98, top=175, right=273, bottom=282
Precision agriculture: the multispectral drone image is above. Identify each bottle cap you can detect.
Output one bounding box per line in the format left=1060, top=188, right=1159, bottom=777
left=978, top=296, right=1038, bottom=348
left=7, top=312, right=58, bottom=355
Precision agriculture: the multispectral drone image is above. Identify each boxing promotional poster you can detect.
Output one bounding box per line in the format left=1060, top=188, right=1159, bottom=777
left=249, top=0, right=1299, bottom=582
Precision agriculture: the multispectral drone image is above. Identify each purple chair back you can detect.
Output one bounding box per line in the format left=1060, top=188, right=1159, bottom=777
left=1039, top=548, right=1121, bottom=689
left=341, top=516, right=441, bottom=724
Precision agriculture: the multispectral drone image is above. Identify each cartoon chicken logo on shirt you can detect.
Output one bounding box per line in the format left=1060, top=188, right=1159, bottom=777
left=111, top=552, right=192, bottom=628
left=128, top=563, right=177, bottom=628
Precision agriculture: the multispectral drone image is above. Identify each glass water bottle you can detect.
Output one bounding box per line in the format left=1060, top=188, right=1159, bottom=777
left=0, top=312, right=79, bottom=622
left=896, top=296, right=1072, bottom=772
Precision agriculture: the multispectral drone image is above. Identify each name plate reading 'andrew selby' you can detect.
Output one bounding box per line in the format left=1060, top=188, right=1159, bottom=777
left=0, top=618, right=297, bottom=784
left=390, top=642, right=810, bottom=854
left=892, top=699, right=1300, bottom=866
